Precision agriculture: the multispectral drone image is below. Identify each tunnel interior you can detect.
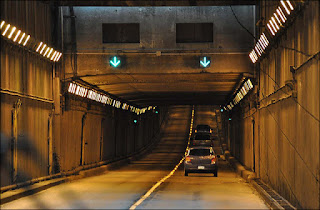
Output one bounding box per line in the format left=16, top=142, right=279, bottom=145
left=0, top=0, right=319, bottom=209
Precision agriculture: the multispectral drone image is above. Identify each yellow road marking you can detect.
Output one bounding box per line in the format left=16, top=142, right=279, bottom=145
left=129, top=106, right=195, bottom=210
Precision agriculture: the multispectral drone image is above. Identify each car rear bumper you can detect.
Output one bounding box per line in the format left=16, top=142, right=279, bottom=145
left=184, top=163, right=217, bottom=172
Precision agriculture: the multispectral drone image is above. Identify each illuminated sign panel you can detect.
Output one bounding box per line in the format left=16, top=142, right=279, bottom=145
left=200, top=56, right=211, bottom=68
left=109, top=56, right=121, bottom=68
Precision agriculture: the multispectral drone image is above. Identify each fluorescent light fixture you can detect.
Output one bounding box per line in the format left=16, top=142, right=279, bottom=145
left=267, top=23, right=275, bottom=36
left=2, top=24, right=10, bottom=36
left=277, top=7, right=287, bottom=21
left=272, top=17, right=280, bottom=30
left=40, top=44, right=47, bottom=54
left=8, top=26, right=16, bottom=39
left=47, top=48, right=53, bottom=58
left=53, top=52, right=60, bottom=61
left=256, top=42, right=264, bottom=53
left=50, top=51, right=57, bottom=60
left=43, top=47, right=50, bottom=57
left=13, top=30, right=21, bottom=42
left=262, top=33, right=269, bottom=44
left=260, top=37, right=268, bottom=49
left=0, top=21, right=5, bottom=29
left=281, top=0, right=290, bottom=15
left=249, top=53, right=255, bottom=63
left=23, top=35, right=30, bottom=46
left=18, top=33, right=25, bottom=44
left=247, top=79, right=253, bottom=89
left=36, top=42, right=43, bottom=52
left=1, top=20, right=63, bottom=62
left=259, top=37, right=266, bottom=49
left=258, top=39, right=266, bottom=50
left=286, top=0, right=294, bottom=10
left=252, top=50, right=258, bottom=60
left=244, top=82, right=250, bottom=91
left=269, top=20, right=278, bottom=33
left=55, top=52, right=62, bottom=62
left=274, top=13, right=282, bottom=26
left=256, top=42, right=263, bottom=51
left=255, top=46, right=262, bottom=56
left=241, top=87, right=247, bottom=95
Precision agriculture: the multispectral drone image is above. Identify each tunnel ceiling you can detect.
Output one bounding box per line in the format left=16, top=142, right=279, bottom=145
left=62, top=5, right=255, bottom=107
left=78, top=72, right=244, bottom=106
left=54, top=0, right=257, bottom=6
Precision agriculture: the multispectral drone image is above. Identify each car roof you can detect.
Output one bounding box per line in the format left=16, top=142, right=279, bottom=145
left=196, top=124, right=210, bottom=127
left=189, top=146, right=212, bottom=150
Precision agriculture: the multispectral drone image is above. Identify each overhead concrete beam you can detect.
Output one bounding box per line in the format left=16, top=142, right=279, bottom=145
left=56, top=0, right=257, bottom=6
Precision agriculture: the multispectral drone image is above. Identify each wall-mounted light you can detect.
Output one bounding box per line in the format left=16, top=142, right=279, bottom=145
left=249, top=0, right=301, bottom=64
left=0, top=20, right=62, bottom=62
left=67, top=82, right=155, bottom=115
left=225, top=79, right=254, bottom=111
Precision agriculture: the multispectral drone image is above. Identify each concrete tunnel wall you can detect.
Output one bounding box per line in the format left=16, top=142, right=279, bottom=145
left=61, top=6, right=255, bottom=77
left=0, top=1, right=167, bottom=188
left=55, top=95, right=166, bottom=173
left=224, top=1, right=320, bottom=209
left=0, top=0, right=55, bottom=187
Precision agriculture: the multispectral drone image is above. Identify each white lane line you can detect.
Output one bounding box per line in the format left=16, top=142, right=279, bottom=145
left=129, top=107, right=195, bottom=210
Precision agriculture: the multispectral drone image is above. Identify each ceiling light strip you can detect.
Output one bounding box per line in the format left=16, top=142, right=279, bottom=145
left=224, top=79, right=254, bottom=111
left=248, top=0, right=299, bottom=63
left=1, top=20, right=62, bottom=62
left=67, top=82, right=156, bottom=115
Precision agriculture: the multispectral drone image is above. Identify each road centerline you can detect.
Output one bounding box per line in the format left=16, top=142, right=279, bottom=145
left=129, top=107, right=194, bottom=210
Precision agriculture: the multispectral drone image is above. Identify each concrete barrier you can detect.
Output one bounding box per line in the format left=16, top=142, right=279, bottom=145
left=224, top=150, right=256, bottom=182
left=224, top=149, right=296, bottom=209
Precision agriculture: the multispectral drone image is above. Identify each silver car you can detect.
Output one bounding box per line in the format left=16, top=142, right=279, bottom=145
left=191, top=134, right=213, bottom=147
left=184, top=147, right=219, bottom=177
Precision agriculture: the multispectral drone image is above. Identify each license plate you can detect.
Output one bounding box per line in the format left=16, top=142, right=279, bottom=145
left=198, top=166, right=205, bottom=169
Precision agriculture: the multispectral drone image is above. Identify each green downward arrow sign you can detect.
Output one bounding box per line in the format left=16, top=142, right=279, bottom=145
left=110, top=56, right=121, bottom=67
left=200, top=56, right=211, bottom=68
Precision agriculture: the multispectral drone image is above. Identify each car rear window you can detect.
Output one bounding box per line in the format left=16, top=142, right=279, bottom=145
left=195, top=134, right=210, bottom=140
left=197, top=125, right=210, bottom=130
left=189, top=149, right=211, bottom=156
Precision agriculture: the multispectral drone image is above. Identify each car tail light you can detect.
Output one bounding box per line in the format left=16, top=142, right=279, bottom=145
left=211, top=156, right=216, bottom=164
left=195, top=129, right=197, bottom=133
left=185, top=156, right=191, bottom=163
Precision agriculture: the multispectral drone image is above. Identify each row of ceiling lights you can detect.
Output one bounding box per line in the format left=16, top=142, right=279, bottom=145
left=224, top=79, right=254, bottom=111
left=68, top=82, right=156, bottom=115
left=0, top=20, right=62, bottom=62
left=249, top=0, right=299, bottom=63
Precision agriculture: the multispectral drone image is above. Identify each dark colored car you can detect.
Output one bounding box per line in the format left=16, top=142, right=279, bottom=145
left=184, top=147, right=219, bottom=177
left=191, top=134, right=213, bottom=146
left=194, top=124, right=212, bottom=135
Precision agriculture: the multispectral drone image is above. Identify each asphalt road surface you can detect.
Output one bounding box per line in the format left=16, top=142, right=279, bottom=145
left=1, top=106, right=268, bottom=209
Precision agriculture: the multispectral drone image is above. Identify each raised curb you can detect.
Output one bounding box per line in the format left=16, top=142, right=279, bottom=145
left=250, top=180, right=284, bottom=209
left=1, top=156, right=141, bottom=205
left=224, top=150, right=256, bottom=182
left=224, top=149, right=296, bottom=210
left=1, top=178, right=68, bottom=205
